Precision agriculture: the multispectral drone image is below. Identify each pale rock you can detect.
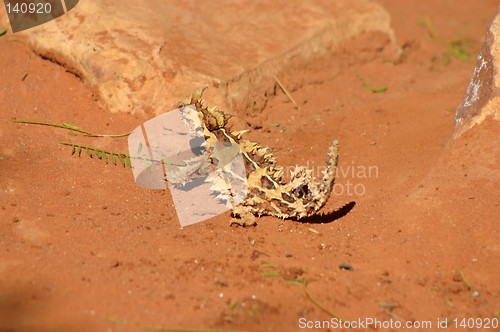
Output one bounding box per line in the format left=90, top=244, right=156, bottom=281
left=455, top=8, right=500, bottom=136
left=2, top=0, right=398, bottom=115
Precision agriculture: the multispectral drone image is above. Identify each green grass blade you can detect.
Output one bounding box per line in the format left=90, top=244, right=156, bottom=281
left=117, top=153, right=126, bottom=167
left=85, top=146, right=93, bottom=158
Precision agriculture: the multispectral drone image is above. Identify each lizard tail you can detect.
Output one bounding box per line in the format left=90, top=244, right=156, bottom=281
left=320, top=139, right=339, bottom=198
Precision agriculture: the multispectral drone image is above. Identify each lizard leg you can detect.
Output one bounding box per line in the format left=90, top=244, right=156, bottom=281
left=230, top=207, right=257, bottom=227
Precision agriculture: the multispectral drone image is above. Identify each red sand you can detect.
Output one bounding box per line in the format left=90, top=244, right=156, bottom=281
left=0, top=1, right=498, bottom=331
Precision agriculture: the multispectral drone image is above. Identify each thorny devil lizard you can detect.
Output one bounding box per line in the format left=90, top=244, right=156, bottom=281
left=174, top=87, right=339, bottom=226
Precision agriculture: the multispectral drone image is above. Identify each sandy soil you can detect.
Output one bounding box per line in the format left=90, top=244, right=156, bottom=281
left=0, top=1, right=499, bottom=331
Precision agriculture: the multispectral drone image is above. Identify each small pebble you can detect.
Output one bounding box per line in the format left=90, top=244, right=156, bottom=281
left=339, top=263, right=353, bottom=271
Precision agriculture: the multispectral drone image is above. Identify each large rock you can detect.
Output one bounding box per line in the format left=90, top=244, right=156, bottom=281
left=1, top=0, right=397, bottom=115
left=386, top=8, right=500, bottom=279
left=454, top=8, right=500, bottom=136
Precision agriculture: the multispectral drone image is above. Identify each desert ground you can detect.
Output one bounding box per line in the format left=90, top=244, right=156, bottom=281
left=0, top=1, right=499, bottom=331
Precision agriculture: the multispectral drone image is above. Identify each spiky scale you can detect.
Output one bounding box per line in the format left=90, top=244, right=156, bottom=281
left=173, top=88, right=339, bottom=226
